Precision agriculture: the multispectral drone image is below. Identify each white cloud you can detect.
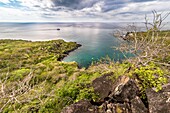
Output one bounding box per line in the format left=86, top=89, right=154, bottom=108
left=104, top=0, right=170, bottom=22
left=16, top=0, right=54, bottom=9
left=81, top=1, right=104, bottom=12
left=0, top=7, right=48, bottom=22
left=0, top=0, right=10, bottom=4
left=0, top=0, right=170, bottom=22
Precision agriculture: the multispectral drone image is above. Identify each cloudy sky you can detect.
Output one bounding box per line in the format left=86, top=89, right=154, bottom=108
left=0, top=0, right=170, bottom=22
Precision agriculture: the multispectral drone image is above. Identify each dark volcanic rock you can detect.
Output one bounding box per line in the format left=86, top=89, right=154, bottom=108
left=93, top=102, right=131, bottom=113
left=113, top=103, right=131, bottom=113
left=131, top=96, right=148, bottom=113
left=92, top=72, right=114, bottom=102
left=59, top=43, right=82, bottom=61
left=108, top=103, right=131, bottom=113
left=77, top=43, right=82, bottom=47
left=61, top=75, right=151, bottom=113
left=63, top=43, right=82, bottom=54
left=109, top=76, right=139, bottom=102
left=61, top=100, right=96, bottom=113
left=92, top=75, right=141, bottom=113
left=146, top=83, right=170, bottom=113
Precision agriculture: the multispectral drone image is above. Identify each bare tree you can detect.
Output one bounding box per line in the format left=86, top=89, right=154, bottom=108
left=0, top=68, right=60, bottom=112
left=114, top=11, right=170, bottom=67
left=0, top=70, right=34, bottom=112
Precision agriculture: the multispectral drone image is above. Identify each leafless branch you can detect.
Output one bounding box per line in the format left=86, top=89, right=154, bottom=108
left=113, top=11, right=170, bottom=67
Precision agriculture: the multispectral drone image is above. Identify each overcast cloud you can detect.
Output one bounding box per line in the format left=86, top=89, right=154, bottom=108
left=0, top=0, right=170, bottom=22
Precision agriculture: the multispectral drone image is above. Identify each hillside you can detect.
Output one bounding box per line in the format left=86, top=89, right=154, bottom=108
left=0, top=39, right=85, bottom=112
left=0, top=30, right=170, bottom=113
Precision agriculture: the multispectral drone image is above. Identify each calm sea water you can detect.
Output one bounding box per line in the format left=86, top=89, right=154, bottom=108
left=0, top=22, right=169, bottom=67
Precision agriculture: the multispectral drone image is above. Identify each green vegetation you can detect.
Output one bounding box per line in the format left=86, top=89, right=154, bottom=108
left=134, top=63, right=167, bottom=92
left=0, top=39, right=107, bottom=113
left=0, top=12, right=170, bottom=112
left=0, top=29, right=169, bottom=112
left=113, top=11, right=170, bottom=99
left=132, top=62, right=168, bottom=100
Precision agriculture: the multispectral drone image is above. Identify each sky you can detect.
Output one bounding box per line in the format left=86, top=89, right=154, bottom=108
left=0, top=0, right=170, bottom=22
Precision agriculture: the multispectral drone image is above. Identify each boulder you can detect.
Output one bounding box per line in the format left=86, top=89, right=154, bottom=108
left=92, top=72, right=114, bottom=102
left=146, top=83, right=170, bottom=113
left=109, top=76, right=139, bottom=102
left=61, top=75, right=147, bottom=113
left=93, top=75, right=139, bottom=102
left=61, top=100, right=96, bottom=113
left=92, top=75, right=141, bottom=113
left=113, top=103, right=131, bottom=113
left=131, top=96, right=148, bottom=113
left=98, top=102, right=131, bottom=113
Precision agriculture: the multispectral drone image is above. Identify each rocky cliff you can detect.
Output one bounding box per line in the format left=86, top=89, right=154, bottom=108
left=62, top=73, right=170, bottom=113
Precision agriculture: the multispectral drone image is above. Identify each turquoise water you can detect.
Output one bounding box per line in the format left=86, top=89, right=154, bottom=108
left=0, top=22, right=134, bottom=67
left=61, top=27, right=125, bottom=67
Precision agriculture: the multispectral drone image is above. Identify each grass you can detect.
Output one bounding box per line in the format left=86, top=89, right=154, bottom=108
left=0, top=33, right=169, bottom=113
left=0, top=39, right=105, bottom=113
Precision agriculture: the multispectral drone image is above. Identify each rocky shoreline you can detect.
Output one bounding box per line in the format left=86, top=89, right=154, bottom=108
left=58, top=43, right=82, bottom=61
left=63, top=43, right=82, bottom=55
left=61, top=73, right=170, bottom=113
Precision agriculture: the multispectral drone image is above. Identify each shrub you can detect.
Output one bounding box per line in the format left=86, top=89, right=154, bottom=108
left=10, top=68, right=30, bottom=81
left=134, top=63, right=167, bottom=98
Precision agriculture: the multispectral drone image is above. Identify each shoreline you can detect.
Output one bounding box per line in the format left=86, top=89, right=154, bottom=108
left=58, top=43, right=82, bottom=61
left=0, top=38, right=82, bottom=62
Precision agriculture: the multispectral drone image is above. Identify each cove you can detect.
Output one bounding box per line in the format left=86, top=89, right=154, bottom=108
left=62, top=27, right=127, bottom=68
left=0, top=22, right=133, bottom=68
